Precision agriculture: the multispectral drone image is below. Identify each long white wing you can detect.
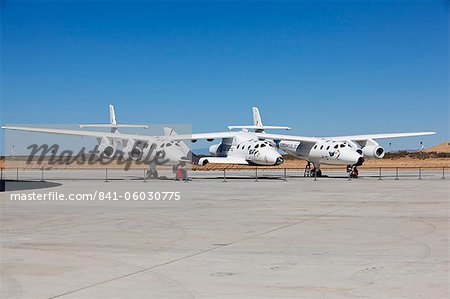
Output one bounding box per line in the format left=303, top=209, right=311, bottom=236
left=228, top=125, right=291, bottom=131
left=168, top=132, right=236, bottom=142
left=80, top=124, right=149, bottom=129
left=251, top=131, right=435, bottom=144
left=171, top=131, right=316, bottom=143
left=254, top=133, right=318, bottom=143
left=1, top=126, right=155, bottom=142
left=328, top=132, right=436, bottom=142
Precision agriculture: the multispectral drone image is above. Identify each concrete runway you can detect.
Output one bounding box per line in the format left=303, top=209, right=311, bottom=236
left=1, top=171, right=449, bottom=298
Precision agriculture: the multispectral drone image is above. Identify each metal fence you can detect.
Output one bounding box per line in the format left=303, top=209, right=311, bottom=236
left=216, top=166, right=447, bottom=182
left=0, top=166, right=447, bottom=183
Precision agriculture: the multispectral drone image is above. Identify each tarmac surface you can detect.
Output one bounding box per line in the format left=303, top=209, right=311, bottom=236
left=1, top=170, right=449, bottom=298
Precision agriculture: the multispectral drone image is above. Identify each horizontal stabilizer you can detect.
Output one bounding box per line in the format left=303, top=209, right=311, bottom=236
left=198, top=156, right=249, bottom=166
left=1, top=126, right=150, bottom=142
left=80, top=124, right=149, bottom=129
left=228, top=125, right=291, bottom=131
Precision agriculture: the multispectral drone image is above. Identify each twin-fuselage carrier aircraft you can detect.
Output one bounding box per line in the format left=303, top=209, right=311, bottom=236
left=2, top=105, right=435, bottom=178
left=170, top=107, right=435, bottom=177
left=2, top=105, right=191, bottom=179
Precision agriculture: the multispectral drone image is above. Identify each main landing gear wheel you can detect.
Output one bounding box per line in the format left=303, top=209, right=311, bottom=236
left=305, top=162, right=322, bottom=178
left=304, top=162, right=312, bottom=177
left=146, top=169, right=159, bottom=179
left=313, top=169, right=322, bottom=177
left=146, top=162, right=159, bottom=180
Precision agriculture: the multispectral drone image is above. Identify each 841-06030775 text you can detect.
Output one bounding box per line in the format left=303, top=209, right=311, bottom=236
left=99, top=191, right=181, bottom=201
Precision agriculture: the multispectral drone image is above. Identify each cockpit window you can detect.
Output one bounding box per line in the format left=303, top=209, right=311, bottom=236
left=314, top=145, right=317, bottom=149
left=248, top=146, right=251, bottom=150
left=161, top=144, right=165, bottom=148
left=261, top=144, right=266, bottom=147
left=255, top=144, right=259, bottom=148
left=166, top=143, right=172, bottom=147
left=320, top=145, right=323, bottom=150
left=340, top=144, right=345, bottom=148
left=326, top=146, right=330, bottom=150
left=334, top=145, right=338, bottom=149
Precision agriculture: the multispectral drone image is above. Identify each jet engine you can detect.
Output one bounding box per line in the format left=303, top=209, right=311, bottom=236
left=209, top=144, right=220, bottom=156
left=97, top=137, right=117, bottom=159
left=209, top=142, right=232, bottom=157
left=122, top=139, right=143, bottom=160
left=362, top=145, right=385, bottom=159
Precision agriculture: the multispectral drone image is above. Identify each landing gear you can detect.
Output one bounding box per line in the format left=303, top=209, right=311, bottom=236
left=304, top=162, right=312, bottom=177
left=347, top=164, right=359, bottom=178
left=313, top=166, right=322, bottom=177
left=305, top=162, right=322, bottom=178
left=146, top=162, right=159, bottom=180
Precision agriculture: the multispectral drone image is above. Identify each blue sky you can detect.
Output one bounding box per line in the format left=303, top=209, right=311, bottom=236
left=1, top=1, right=448, bottom=154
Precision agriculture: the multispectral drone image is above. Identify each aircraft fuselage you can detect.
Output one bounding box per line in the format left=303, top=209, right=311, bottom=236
left=279, top=140, right=364, bottom=166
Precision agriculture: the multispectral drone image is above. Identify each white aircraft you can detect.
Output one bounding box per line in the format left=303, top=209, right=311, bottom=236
left=238, top=107, right=436, bottom=177
left=2, top=105, right=191, bottom=179
left=166, top=108, right=296, bottom=166
left=195, top=130, right=285, bottom=166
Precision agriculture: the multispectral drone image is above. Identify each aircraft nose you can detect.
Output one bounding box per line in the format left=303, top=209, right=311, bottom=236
left=276, top=156, right=284, bottom=165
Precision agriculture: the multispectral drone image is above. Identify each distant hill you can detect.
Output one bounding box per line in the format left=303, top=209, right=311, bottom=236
left=425, top=142, right=450, bottom=153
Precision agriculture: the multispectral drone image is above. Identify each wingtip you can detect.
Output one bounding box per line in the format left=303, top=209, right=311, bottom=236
left=422, top=131, right=436, bottom=135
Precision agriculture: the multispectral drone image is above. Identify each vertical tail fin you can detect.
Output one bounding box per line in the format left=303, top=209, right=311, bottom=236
left=228, top=107, right=290, bottom=131
left=109, top=104, right=117, bottom=125
left=164, top=127, right=191, bottom=155
left=164, top=127, right=176, bottom=137
left=80, top=104, right=148, bottom=133
left=252, top=107, right=263, bottom=127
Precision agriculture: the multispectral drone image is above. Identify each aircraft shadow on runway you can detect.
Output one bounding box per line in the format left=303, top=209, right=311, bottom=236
left=0, top=180, right=61, bottom=192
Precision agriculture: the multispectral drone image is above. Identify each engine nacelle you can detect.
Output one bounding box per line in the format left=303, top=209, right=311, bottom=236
left=209, top=143, right=231, bottom=157
left=122, top=140, right=143, bottom=161
left=199, top=157, right=210, bottom=166
left=209, top=144, right=220, bottom=156
left=362, top=145, right=385, bottom=159
left=97, top=138, right=117, bottom=159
